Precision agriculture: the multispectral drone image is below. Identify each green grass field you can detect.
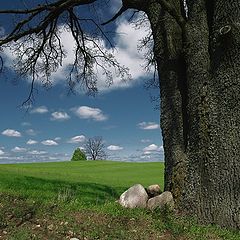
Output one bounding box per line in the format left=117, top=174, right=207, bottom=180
left=0, top=161, right=164, bottom=205
left=0, top=161, right=239, bottom=240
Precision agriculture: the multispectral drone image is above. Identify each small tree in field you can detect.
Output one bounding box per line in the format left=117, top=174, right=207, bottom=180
left=71, top=148, right=87, bottom=161
left=84, top=137, right=106, bottom=160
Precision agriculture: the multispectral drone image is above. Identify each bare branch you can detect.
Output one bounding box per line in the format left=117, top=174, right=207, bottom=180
left=101, top=6, right=128, bottom=25
left=0, top=0, right=96, bottom=14
left=84, top=136, right=107, bottom=160
left=0, top=55, right=3, bottom=73
left=0, top=0, right=131, bottom=104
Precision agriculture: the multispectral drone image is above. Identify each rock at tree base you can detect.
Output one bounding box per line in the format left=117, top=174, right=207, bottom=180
left=146, top=184, right=162, bottom=197
left=118, top=184, right=149, bottom=208
left=147, top=191, right=174, bottom=210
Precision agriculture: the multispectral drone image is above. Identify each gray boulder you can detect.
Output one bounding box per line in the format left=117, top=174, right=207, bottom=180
left=147, top=191, right=174, bottom=210
left=118, top=184, right=149, bottom=208
left=146, top=184, right=162, bottom=197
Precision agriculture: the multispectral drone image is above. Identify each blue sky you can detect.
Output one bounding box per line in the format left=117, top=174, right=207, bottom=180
left=0, top=0, right=164, bottom=163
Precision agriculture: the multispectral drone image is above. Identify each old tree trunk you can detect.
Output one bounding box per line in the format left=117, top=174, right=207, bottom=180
left=128, top=0, right=240, bottom=229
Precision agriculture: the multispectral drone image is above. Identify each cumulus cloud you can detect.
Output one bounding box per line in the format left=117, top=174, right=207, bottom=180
left=143, top=144, right=164, bottom=155
left=21, top=122, right=31, bottom=126
left=159, top=145, right=164, bottom=151
left=140, top=139, right=151, bottom=143
left=30, top=106, right=48, bottom=114
left=73, top=106, right=108, bottom=121
left=51, top=111, right=70, bottom=121
left=0, top=150, right=5, bottom=155
left=119, top=144, right=164, bottom=162
left=26, top=129, right=38, bottom=136
left=11, top=147, right=27, bottom=153
left=28, top=150, right=47, bottom=155
left=3, top=6, right=153, bottom=94
left=138, top=122, right=160, bottom=130
left=142, top=151, right=151, bottom=155
left=140, top=154, right=152, bottom=160
left=67, top=135, right=86, bottom=144
left=96, top=19, right=151, bottom=91
left=2, top=129, right=21, bottom=137
left=143, top=144, right=159, bottom=152
left=26, top=139, right=38, bottom=145
left=3, top=11, right=153, bottom=94
left=48, top=18, right=151, bottom=92
left=41, top=140, right=58, bottom=146
left=107, top=145, right=123, bottom=151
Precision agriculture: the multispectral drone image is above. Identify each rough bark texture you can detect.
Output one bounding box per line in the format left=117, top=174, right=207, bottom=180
left=182, top=0, right=240, bottom=228
left=145, top=0, right=188, bottom=204
left=205, top=0, right=240, bottom=228
left=142, top=0, right=240, bottom=229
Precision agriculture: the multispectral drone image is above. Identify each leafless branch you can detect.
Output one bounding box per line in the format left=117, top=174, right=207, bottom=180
left=0, top=0, right=131, bottom=105
left=101, top=6, right=128, bottom=26
left=84, top=136, right=107, bottom=160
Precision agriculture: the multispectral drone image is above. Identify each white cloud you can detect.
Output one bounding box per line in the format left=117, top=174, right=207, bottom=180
left=3, top=13, right=152, bottom=93
left=107, top=145, right=123, bottom=151
left=2, top=129, right=21, bottom=137
left=159, top=145, right=164, bottom=151
left=67, top=135, right=86, bottom=144
left=30, top=106, right=48, bottom=114
left=138, top=122, right=160, bottom=130
left=0, top=149, right=5, bottom=155
left=140, top=154, right=151, bottom=159
left=51, top=111, right=70, bottom=121
left=21, top=122, right=31, bottom=126
left=41, top=140, right=58, bottom=146
left=143, top=144, right=164, bottom=155
left=28, top=150, right=47, bottom=155
left=143, top=144, right=159, bottom=152
left=50, top=18, right=151, bottom=92
left=54, top=137, right=61, bottom=141
left=140, top=139, right=151, bottom=143
left=73, top=106, right=108, bottom=121
left=26, top=139, right=38, bottom=145
left=143, top=151, right=152, bottom=155
left=121, top=144, right=164, bottom=162
left=11, top=147, right=27, bottom=153
left=26, top=129, right=37, bottom=136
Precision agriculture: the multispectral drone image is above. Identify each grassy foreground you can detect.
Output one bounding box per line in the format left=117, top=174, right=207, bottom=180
left=0, top=161, right=239, bottom=240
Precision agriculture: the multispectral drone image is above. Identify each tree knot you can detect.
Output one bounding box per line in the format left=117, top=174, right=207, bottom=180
left=219, top=25, right=231, bottom=35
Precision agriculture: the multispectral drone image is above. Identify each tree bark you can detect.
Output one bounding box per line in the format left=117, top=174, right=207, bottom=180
left=182, top=0, right=240, bottom=228
left=144, top=0, right=240, bottom=229
left=145, top=0, right=188, bottom=204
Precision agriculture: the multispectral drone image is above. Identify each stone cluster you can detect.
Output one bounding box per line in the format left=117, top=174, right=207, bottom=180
left=117, top=184, right=174, bottom=210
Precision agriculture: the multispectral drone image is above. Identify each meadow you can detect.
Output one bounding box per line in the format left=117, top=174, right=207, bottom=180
left=0, top=161, right=164, bottom=206
left=0, top=161, right=239, bottom=239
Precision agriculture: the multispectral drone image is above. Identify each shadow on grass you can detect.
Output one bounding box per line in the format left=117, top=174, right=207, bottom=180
left=1, top=175, right=120, bottom=205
